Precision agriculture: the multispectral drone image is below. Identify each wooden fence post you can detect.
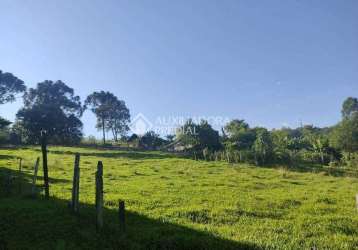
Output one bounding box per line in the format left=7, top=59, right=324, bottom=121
left=18, top=157, right=23, bottom=194
left=96, top=161, right=104, bottom=230
left=71, top=153, right=80, bottom=213
left=119, top=200, right=125, bottom=232
left=4, top=174, right=12, bottom=196
left=18, top=157, right=22, bottom=172
left=41, top=132, right=49, bottom=199
left=32, top=157, right=40, bottom=196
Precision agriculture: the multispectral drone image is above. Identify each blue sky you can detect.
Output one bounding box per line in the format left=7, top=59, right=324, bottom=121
left=1, top=0, right=357, bottom=137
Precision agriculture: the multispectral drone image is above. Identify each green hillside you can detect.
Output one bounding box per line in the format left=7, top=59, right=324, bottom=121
left=1, top=146, right=358, bottom=249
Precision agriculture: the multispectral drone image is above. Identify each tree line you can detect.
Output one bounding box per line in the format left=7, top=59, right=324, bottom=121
left=171, top=98, right=358, bottom=167
left=0, top=69, right=357, bottom=167
left=0, top=70, right=130, bottom=145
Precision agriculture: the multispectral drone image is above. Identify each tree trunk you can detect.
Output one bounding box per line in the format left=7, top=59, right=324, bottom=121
left=320, top=150, right=324, bottom=164
left=102, top=118, right=106, bottom=144
left=96, top=161, right=104, bottom=230
left=41, top=133, right=49, bottom=199
left=112, top=128, right=118, bottom=142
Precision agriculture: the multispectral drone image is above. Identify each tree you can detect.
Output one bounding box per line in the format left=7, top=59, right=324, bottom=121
left=138, top=131, right=165, bottom=149
left=224, top=119, right=249, bottom=137
left=330, top=113, right=358, bottom=156
left=0, top=70, right=26, bottom=104
left=253, top=128, right=273, bottom=165
left=196, top=120, right=221, bottom=151
left=271, top=129, right=292, bottom=164
left=16, top=80, right=84, bottom=144
left=85, top=91, right=129, bottom=144
left=0, top=117, right=11, bottom=129
left=0, top=70, right=26, bottom=143
left=176, top=119, right=199, bottom=150
left=106, top=99, right=130, bottom=142
left=311, top=136, right=329, bottom=164
left=0, top=117, right=11, bottom=144
left=224, top=119, right=256, bottom=151
left=176, top=119, right=221, bottom=153
left=342, top=97, right=358, bottom=119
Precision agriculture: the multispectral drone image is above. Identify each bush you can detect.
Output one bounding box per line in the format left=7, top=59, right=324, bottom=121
left=341, top=152, right=358, bottom=168
left=81, top=136, right=99, bottom=145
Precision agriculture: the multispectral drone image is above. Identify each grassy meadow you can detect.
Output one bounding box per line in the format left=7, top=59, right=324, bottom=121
left=1, top=146, right=358, bottom=249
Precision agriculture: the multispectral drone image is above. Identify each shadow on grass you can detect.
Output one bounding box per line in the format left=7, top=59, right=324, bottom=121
left=0, top=168, right=260, bottom=250
left=0, top=154, right=16, bottom=160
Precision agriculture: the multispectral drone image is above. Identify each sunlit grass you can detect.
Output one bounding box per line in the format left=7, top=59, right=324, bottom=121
left=1, top=146, right=358, bottom=249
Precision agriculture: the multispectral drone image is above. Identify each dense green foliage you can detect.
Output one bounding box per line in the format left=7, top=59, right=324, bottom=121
left=0, top=69, right=357, bottom=169
left=1, top=146, right=358, bottom=249
left=15, top=81, right=84, bottom=144
left=85, top=91, right=130, bottom=144
left=176, top=119, right=221, bottom=152
left=0, top=70, right=26, bottom=144
left=138, top=131, right=166, bottom=149
left=0, top=70, right=26, bottom=104
left=174, top=99, right=358, bottom=168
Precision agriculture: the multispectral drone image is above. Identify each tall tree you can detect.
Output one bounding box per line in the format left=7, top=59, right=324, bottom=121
left=106, top=99, right=130, bottom=142
left=0, top=70, right=26, bottom=104
left=330, top=113, right=358, bottom=157
left=85, top=91, right=129, bottom=144
left=342, top=97, right=358, bottom=119
left=0, top=70, right=26, bottom=140
left=16, top=80, right=83, bottom=144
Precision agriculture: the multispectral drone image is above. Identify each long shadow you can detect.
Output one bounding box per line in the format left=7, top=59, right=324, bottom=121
left=0, top=154, right=16, bottom=160
left=0, top=168, right=261, bottom=250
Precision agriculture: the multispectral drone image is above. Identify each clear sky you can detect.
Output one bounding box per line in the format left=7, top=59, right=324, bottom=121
left=1, top=0, right=357, bottom=137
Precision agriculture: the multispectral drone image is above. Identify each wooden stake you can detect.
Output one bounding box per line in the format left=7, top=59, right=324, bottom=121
left=32, top=157, right=40, bottom=196
left=119, top=200, right=125, bottom=233
left=96, top=161, right=104, bottom=230
left=71, top=153, right=80, bottom=213
left=41, top=132, right=49, bottom=199
left=18, top=157, right=22, bottom=172
left=4, top=174, right=12, bottom=196
left=18, top=157, right=23, bottom=194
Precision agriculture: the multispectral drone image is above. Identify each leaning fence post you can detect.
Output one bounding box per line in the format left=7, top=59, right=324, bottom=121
left=96, top=161, right=104, bottom=230
left=119, top=200, right=125, bottom=233
left=32, top=157, right=40, bottom=196
left=41, top=132, right=49, bottom=199
left=71, top=153, right=80, bottom=213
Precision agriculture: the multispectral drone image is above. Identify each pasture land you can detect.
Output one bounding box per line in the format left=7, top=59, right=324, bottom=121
left=0, top=146, right=358, bottom=249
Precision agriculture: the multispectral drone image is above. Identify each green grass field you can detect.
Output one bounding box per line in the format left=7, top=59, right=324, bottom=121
left=1, top=146, right=358, bottom=249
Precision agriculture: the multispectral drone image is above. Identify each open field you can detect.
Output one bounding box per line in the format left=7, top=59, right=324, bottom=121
left=1, top=146, right=358, bottom=249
